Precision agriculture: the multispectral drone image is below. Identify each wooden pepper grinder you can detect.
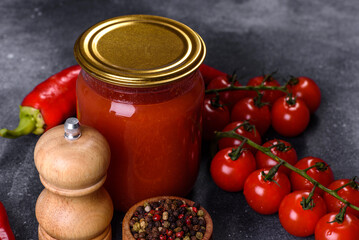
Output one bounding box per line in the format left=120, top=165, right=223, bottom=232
left=34, top=118, right=113, bottom=240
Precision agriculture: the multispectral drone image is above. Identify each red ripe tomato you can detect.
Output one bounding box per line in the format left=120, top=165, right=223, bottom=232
left=210, top=148, right=256, bottom=192
left=271, top=96, right=310, bottom=137
left=315, top=213, right=359, bottom=240
left=243, top=168, right=291, bottom=215
left=202, top=97, right=230, bottom=140
left=323, top=179, right=359, bottom=218
left=231, top=97, right=271, bottom=135
left=279, top=190, right=327, bottom=237
left=199, top=63, right=227, bottom=86
left=207, top=76, right=247, bottom=110
left=255, top=139, right=297, bottom=175
left=218, top=121, right=262, bottom=154
left=287, top=76, right=321, bottom=114
left=246, top=75, right=285, bottom=106
left=290, top=157, right=334, bottom=195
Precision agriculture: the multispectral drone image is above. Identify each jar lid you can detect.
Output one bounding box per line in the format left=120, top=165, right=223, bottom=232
left=74, top=15, right=206, bottom=87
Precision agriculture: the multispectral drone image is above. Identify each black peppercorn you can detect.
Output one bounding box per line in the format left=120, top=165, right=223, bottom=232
left=192, top=225, right=200, bottom=231
left=192, top=216, right=199, bottom=225
left=168, top=215, right=175, bottom=222
left=198, top=218, right=205, bottom=226
left=129, top=199, right=206, bottom=240
left=137, top=206, right=145, bottom=214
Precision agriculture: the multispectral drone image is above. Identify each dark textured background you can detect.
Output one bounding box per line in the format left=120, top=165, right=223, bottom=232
left=1, top=0, right=359, bottom=239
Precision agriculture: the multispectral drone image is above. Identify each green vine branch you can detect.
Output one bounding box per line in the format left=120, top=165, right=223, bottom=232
left=215, top=129, right=359, bottom=212
left=205, top=84, right=288, bottom=95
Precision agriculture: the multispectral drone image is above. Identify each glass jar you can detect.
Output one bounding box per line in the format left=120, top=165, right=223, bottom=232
left=74, top=15, right=206, bottom=211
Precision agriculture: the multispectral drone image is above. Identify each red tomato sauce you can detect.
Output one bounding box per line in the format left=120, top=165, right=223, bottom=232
left=76, top=70, right=204, bottom=211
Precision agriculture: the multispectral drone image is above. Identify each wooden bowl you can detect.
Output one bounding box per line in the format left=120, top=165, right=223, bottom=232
left=122, top=196, right=213, bottom=240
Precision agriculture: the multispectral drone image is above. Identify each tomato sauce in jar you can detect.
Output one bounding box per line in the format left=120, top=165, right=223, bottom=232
left=74, top=15, right=206, bottom=211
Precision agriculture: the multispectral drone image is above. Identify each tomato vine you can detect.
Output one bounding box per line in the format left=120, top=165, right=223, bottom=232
left=215, top=129, right=359, bottom=212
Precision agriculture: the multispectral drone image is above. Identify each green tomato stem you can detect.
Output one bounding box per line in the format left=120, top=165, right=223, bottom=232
left=302, top=162, right=328, bottom=172
left=301, top=184, right=317, bottom=210
left=262, top=162, right=283, bottom=183
left=269, top=141, right=292, bottom=152
left=215, top=130, right=359, bottom=212
left=228, top=139, right=247, bottom=161
left=333, top=177, right=358, bottom=192
left=332, top=205, right=348, bottom=223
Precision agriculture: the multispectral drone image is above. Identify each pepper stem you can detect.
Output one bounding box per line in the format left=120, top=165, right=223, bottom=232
left=0, top=106, right=45, bottom=138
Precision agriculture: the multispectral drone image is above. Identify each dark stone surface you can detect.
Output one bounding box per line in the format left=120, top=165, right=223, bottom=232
left=1, top=0, right=359, bottom=239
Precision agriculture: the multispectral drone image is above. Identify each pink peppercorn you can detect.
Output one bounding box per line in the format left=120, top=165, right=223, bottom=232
left=175, top=231, right=184, bottom=238
left=153, top=214, right=161, bottom=221
left=186, top=216, right=192, bottom=226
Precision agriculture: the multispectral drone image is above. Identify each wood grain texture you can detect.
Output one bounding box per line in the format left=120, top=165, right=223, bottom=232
left=34, top=123, right=113, bottom=239
left=38, top=224, right=112, bottom=240
left=36, top=188, right=113, bottom=240
left=34, top=125, right=110, bottom=195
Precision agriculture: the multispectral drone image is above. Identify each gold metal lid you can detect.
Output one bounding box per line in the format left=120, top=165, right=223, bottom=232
left=74, top=15, right=206, bottom=87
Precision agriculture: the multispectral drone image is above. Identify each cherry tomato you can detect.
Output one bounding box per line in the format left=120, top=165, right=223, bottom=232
left=243, top=168, right=291, bottom=215
left=202, top=97, right=230, bottom=140
left=199, top=63, right=227, bottom=86
left=290, top=157, right=334, bottom=195
left=279, top=190, right=327, bottom=237
left=271, top=96, right=310, bottom=137
left=315, top=213, right=359, bottom=240
left=210, top=148, right=256, bottom=192
left=246, top=75, right=285, bottom=106
left=255, top=139, right=297, bottom=175
left=287, top=76, right=321, bottom=114
left=231, top=97, right=271, bottom=135
left=218, top=121, right=262, bottom=154
left=207, top=76, right=247, bottom=110
left=323, top=179, right=359, bottom=218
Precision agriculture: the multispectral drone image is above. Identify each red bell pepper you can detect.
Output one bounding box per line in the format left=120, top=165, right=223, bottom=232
left=0, top=65, right=81, bottom=138
left=0, top=202, right=15, bottom=240
left=199, top=63, right=228, bottom=85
